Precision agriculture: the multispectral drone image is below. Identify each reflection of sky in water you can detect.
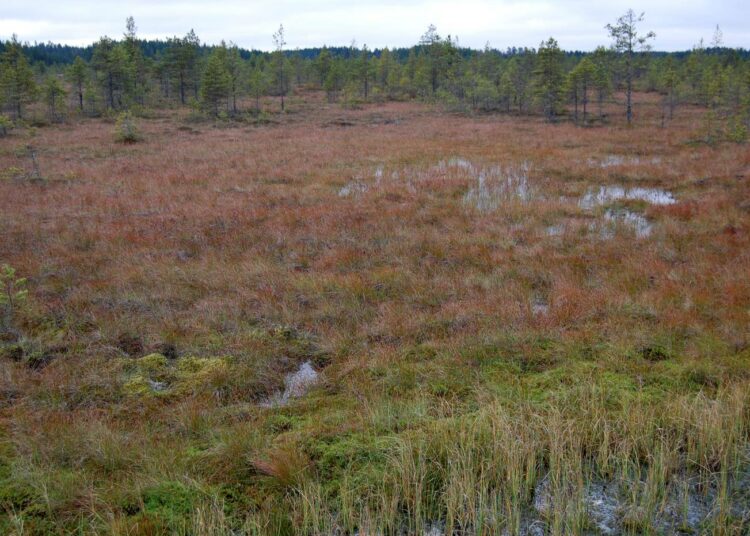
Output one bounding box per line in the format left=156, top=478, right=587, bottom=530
left=260, top=361, right=319, bottom=408
left=579, top=186, right=677, bottom=209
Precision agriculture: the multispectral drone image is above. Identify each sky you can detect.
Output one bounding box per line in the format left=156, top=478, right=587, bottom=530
left=1, top=0, right=748, bottom=52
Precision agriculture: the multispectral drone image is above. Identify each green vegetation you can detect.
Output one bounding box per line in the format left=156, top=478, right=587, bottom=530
left=1, top=12, right=748, bottom=137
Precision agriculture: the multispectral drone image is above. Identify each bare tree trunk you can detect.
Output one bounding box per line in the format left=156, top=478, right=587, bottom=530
left=108, top=73, right=115, bottom=110
left=625, top=52, right=633, bottom=125
left=669, top=91, right=674, bottom=120
left=582, top=87, right=588, bottom=125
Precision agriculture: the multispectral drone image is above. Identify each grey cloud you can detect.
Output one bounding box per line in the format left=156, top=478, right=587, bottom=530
left=0, top=0, right=748, bottom=51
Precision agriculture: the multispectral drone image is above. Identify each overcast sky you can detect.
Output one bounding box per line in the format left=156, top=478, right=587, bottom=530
left=1, top=0, right=748, bottom=52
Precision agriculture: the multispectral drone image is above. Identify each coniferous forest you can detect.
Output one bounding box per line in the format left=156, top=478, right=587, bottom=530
left=1, top=15, right=748, bottom=139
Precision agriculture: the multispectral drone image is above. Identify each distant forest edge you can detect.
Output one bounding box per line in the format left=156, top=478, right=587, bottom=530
left=4, top=39, right=749, bottom=66
left=0, top=12, right=749, bottom=142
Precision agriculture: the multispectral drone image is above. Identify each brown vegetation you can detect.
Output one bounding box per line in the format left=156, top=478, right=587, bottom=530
left=0, top=91, right=748, bottom=534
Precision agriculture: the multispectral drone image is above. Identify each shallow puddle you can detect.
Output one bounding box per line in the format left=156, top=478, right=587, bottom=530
left=438, top=157, right=477, bottom=172
left=463, top=163, right=534, bottom=211
left=579, top=186, right=676, bottom=209
left=338, top=180, right=369, bottom=197
left=261, top=361, right=319, bottom=407
left=531, top=294, right=550, bottom=316
left=604, top=208, right=653, bottom=238
left=337, top=158, right=536, bottom=208
left=589, top=155, right=663, bottom=168
left=545, top=224, right=565, bottom=237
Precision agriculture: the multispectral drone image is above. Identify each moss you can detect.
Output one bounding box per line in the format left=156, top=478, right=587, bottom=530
left=177, top=355, right=226, bottom=374
left=640, top=361, right=684, bottom=395
left=174, top=356, right=231, bottom=396
left=264, top=413, right=305, bottom=434
left=681, top=364, right=720, bottom=390
left=0, top=477, right=39, bottom=514
left=306, top=433, right=390, bottom=496
left=426, top=363, right=475, bottom=400
left=123, top=374, right=153, bottom=396
left=138, top=353, right=168, bottom=375
left=140, top=481, right=201, bottom=530
left=122, top=355, right=238, bottom=398
left=121, top=353, right=173, bottom=396
left=142, top=481, right=195, bottom=514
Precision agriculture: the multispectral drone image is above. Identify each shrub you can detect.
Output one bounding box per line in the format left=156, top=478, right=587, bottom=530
left=726, top=114, right=748, bottom=143
left=114, top=111, right=142, bottom=143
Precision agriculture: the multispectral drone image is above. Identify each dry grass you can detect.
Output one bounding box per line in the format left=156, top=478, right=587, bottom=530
left=0, top=91, right=749, bottom=534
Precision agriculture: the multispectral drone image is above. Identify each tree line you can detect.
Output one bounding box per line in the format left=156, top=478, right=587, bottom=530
left=1, top=12, right=748, bottom=140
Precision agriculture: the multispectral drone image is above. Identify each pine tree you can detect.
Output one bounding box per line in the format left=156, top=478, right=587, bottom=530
left=91, top=36, right=133, bottom=110
left=324, top=59, right=345, bottom=103
left=376, top=48, right=393, bottom=94
left=606, top=10, right=655, bottom=124
left=225, top=43, right=244, bottom=114
left=504, top=54, right=534, bottom=114
left=534, top=38, right=564, bottom=121
left=167, top=30, right=200, bottom=105
left=200, top=46, right=230, bottom=117
left=315, top=47, right=332, bottom=87
left=272, top=25, right=287, bottom=111
left=123, top=17, right=147, bottom=104
left=591, top=46, right=613, bottom=120
left=568, top=58, right=595, bottom=124
left=660, top=56, right=679, bottom=123
left=42, top=76, right=66, bottom=122
left=356, top=44, right=373, bottom=99
left=418, top=25, right=459, bottom=95
left=0, top=35, right=37, bottom=119
left=248, top=61, right=268, bottom=112
left=67, top=56, right=88, bottom=112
